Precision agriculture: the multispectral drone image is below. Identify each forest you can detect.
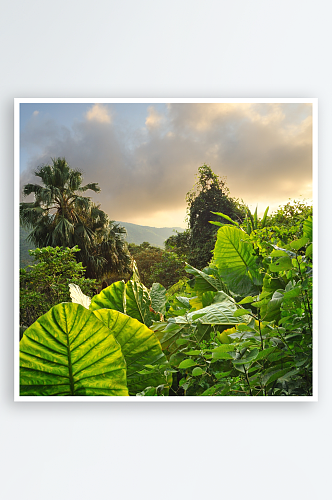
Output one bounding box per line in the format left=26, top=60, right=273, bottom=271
left=19, top=158, right=313, bottom=397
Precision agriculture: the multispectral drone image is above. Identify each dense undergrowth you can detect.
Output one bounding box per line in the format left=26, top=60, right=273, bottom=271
left=19, top=208, right=313, bottom=397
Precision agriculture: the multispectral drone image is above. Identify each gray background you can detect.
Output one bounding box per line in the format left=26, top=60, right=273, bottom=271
left=1, top=1, right=330, bottom=499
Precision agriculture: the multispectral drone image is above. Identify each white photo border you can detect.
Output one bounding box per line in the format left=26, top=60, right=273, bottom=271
left=14, top=97, right=318, bottom=402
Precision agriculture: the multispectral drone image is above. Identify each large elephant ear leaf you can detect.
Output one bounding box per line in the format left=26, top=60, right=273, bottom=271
left=213, top=226, right=262, bottom=296
left=185, top=264, right=227, bottom=294
left=174, top=291, right=251, bottom=326
left=150, top=282, right=167, bottom=315
left=93, top=309, right=166, bottom=395
left=303, top=216, right=312, bottom=242
left=125, top=280, right=152, bottom=326
left=20, top=303, right=128, bottom=396
left=90, top=281, right=126, bottom=313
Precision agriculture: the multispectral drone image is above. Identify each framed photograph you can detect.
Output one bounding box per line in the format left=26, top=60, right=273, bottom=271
left=15, top=98, right=317, bottom=401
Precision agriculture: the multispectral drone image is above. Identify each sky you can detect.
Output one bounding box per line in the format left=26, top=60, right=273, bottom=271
left=19, top=101, right=313, bottom=228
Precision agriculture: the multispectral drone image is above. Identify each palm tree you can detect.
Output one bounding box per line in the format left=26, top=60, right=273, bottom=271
left=20, top=157, right=131, bottom=279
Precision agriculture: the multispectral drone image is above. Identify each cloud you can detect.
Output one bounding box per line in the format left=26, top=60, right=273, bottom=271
left=20, top=103, right=313, bottom=227
left=33, top=110, right=39, bottom=116
left=145, top=106, right=163, bottom=130
left=85, top=104, right=111, bottom=124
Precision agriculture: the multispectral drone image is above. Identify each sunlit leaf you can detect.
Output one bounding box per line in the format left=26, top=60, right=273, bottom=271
left=213, top=226, right=262, bottom=295
left=93, top=309, right=166, bottom=395
left=20, top=303, right=128, bottom=396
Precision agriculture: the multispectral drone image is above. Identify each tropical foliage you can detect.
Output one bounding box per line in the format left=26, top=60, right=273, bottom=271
left=20, top=157, right=131, bottom=279
left=20, top=246, right=97, bottom=329
left=19, top=161, right=313, bottom=397
left=128, top=242, right=187, bottom=289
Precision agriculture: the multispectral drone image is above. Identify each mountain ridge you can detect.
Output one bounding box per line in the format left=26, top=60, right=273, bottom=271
left=116, top=221, right=185, bottom=247
left=20, top=222, right=186, bottom=267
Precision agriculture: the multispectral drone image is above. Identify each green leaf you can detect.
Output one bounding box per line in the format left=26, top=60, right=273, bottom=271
left=174, top=296, right=191, bottom=309
left=306, top=243, right=313, bottom=258
left=255, top=347, right=276, bottom=360
left=153, top=322, right=188, bottom=351
left=93, top=309, right=166, bottom=395
left=211, top=351, right=233, bottom=360
left=90, top=281, right=125, bottom=313
left=232, top=348, right=259, bottom=365
left=269, top=256, right=293, bottom=272
left=176, top=338, right=189, bottom=346
left=210, top=344, right=236, bottom=353
left=270, top=249, right=289, bottom=257
left=303, top=216, right=312, bottom=242
left=90, top=280, right=154, bottom=327
left=262, top=366, right=295, bottom=386
left=253, top=206, right=258, bottom=228
left=289, top=237, right=309, bottom=251
left=213, top=226, right=262, bottom=295
left=260, top=206, right=269, bottom=228
left=20, top=303, right=128, bottom=396
left=238, top=296, right=255, bottom=305
left=185, top=263, right=227, bottom=294
left=209, top=221, right=224, bottom=227
left=178, top=359, right=197, bottom=369
left=215, top=370, right=232, bottom=380
left=233, top=308, right=251, bottom=317
left=125, top=280, right=152, bottom=326
left=150, top=282, right=167, bottom=315
left=169, top=352, right=187, bottom=367
left=210, top=211, right=241, bottom=227
left=283, top=287, right=301, bottom=300
left=173, top=295, right=251, bottom=326
left=192, top=367, right=204, bottom=376
left=202, top=291, right=217, bottom=308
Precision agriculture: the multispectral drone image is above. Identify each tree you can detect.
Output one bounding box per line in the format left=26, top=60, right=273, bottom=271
left=186, top=164, right=245, bottom=269
left=20, top=157, right=131, bottom=279
left=20, top=246, right=97, bottom=329
left=128, top=242, right=164, bottom=287
left=165, top=229, right=191, bottom=261
left=149, top=251, right=187, bottom=289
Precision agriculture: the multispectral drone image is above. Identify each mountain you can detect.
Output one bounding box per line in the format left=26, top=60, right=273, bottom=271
left=19, top=222, right=186, bottom=267
left=20, top=226, right=36, bottom=268
left=116, top=221, right=185, bottom=247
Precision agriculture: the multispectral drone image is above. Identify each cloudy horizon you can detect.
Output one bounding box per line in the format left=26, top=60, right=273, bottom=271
left=19, top=101, right=313, bottom=228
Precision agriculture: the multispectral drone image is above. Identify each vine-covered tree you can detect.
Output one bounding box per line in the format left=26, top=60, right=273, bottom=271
left=186, top=164, right=245, bottom=269
left=165, top=229, right=191, bottom=261
left=20, top=157, right=131, bottom=279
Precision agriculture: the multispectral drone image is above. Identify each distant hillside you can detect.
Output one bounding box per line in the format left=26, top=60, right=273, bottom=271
left=20, top=226, right=36, bottom=268
left=19, top=222, right=186, bottom=267
left=116, top=222, right=185, bottom=247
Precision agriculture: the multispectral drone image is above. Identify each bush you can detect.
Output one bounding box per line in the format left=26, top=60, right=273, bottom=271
left=20, top=246, right=97, bottom=328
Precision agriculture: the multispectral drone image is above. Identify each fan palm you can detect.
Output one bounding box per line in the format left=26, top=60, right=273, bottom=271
left=20, top=157, right=131, bottom=279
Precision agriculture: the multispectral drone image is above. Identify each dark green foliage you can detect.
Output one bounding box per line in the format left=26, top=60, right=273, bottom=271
left=149, top=212, right=313, bottom=397
left=186, top=164, right=245, bottom=269
left=129, top=242, right=187, bottom=289
left=20, top=246, right=97, bottom=328
left=149, top=252, right=187, bottom=289
left=20, top=226, right=35, bottom=267
left=20, top=157, right=131, bottom=279
left=128, top=242, right=164, bottom=287
left=165, top=229, right=191, bottom=260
